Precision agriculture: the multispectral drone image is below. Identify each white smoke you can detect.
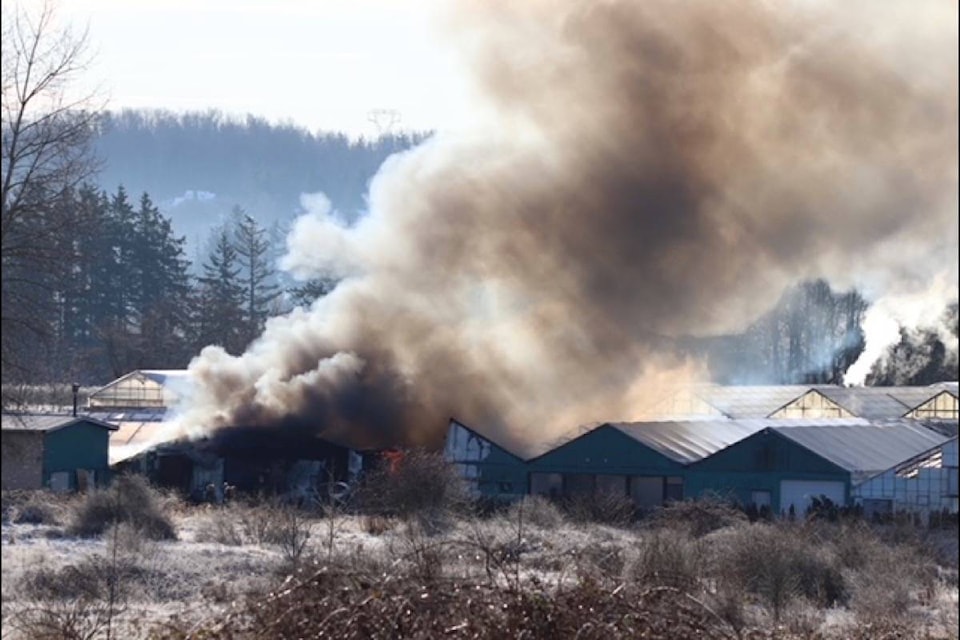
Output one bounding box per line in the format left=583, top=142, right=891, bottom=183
left=844, top=270, right=959, bottom=386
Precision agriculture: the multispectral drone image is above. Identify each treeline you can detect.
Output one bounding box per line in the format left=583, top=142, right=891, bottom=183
left=694, top=281, right=958, bottom=386
left=2, top=184, right=325, bottom=387
left=95, top=109, right=430, bottom=220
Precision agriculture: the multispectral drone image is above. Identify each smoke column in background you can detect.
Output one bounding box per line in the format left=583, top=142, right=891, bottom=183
left=176, top=0, right=957, bottom=453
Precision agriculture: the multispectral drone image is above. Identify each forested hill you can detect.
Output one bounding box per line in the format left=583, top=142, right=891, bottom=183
left=93, top=109, right=429, bottom=251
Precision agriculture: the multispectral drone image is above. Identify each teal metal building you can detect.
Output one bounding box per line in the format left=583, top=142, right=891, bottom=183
left=687, top=421, right=951, bottom=515
left=1, top=414, right=118, bottom=491
left=524, top=420, right=769, bottom=509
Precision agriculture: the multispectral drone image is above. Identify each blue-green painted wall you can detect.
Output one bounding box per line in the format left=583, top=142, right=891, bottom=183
left=473, top=444, right=529, bottom=497
left=43, top=422, right=112, bottom=489
left=527, top=426, right=684, bottom=475
left=686, top=429, right=850, bottom=512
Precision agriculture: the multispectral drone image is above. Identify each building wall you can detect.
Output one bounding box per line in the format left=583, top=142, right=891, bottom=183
left=528, top=426, right=684, bottom=475
left=43, top=423, right=112, bottom=489
left=526, top=426, right=685, bottom=505
left=687, top=430, right=850, bottom=514
left=906, top=392, right=959, bottom=421
left=1, top=431, right=44, bottom=490
left=853, top=438, right=959, bottom=519
left=444, top=422, right=527, bottom=498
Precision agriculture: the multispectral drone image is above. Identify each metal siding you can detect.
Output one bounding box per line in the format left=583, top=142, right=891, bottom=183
left=773, top=423, right=950, bottom=482
left=779, top=479, right=846, bottom=515
left=444, top=421, right=528, bottom=498
left=528, top=425, right=683, bottom=475
left=690, top=430, right=847, bottom=475
left=43, top=423, right=111, bottom=488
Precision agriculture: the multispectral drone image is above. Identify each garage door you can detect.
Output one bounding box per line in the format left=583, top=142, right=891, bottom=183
left=779, top=480, right=845, bottom=516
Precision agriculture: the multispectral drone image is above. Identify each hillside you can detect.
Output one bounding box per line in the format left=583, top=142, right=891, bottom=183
left=93, top=109, right=429, bottom=254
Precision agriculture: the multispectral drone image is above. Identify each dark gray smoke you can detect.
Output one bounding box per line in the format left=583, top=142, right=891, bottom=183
left=173, top=0, right=957, bottom=454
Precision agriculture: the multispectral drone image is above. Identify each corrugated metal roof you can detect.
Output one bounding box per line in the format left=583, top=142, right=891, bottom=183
left=610, top=418, right=870, bottom=465
left=1, top=414, right=118, bottom=432
left=771, top=421, right=951, bottom=484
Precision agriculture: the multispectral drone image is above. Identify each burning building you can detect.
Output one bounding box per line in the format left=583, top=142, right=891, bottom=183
left=86, top=2, right=957, bottom=509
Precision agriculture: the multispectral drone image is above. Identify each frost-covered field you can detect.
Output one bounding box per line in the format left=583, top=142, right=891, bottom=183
left=1, top=488, right=958, bottom=639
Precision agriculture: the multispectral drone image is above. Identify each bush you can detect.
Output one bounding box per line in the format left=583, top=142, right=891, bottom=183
left=195, top=511, right=244, bottom=546
left=357, top=449, right=470, bottom=528
left=508, top=495, right=565, bottom=530
left=70, top=475, right=176, bottom=540
left=562, top=492, right=635, bottom=527
left=626, top=530, right=704, bottom=591
left=163, top=570, right=736, bottom=639
left=712, top=523, right=847, bottom=620
left=650, top=495, right=746, bottom=537
left=19, top=555, right=140, bottom=602
left=2, top=490, right=72, bottom=526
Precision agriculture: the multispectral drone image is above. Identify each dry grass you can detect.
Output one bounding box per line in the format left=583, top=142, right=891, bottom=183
left=2, top=489, right=957, bottom=640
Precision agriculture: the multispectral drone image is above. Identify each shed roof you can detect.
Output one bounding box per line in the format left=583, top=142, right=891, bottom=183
left=1, top=414, right=118, bottom=433
left=609, top=417, right=870, bottom=465
left=770, top=421, right=951, bottom=484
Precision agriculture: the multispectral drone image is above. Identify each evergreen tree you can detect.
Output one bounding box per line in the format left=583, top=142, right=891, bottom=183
left=196, top=226, right=245, bottom=354
left=132, top=192, right=193, bottom=368
left=232, top=207, right=281, bottom=344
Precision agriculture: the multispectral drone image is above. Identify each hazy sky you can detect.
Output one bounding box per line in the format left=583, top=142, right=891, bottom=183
left=26, top=0, right=477, bottom=137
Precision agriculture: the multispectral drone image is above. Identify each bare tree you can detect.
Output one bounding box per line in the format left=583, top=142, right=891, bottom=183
left=1, top=0, right=103, bottom=388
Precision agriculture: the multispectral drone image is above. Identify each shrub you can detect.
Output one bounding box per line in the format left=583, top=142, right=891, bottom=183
left=70, top=475, right=176, bottom=540
left=14, top=494, right=68, bottom=526
left=272, top=507, right=312, bottom=567
left=712, top=523, right=847, bottom=621
left=848, top=545, right=936, bottom=626
left=195, top=511, right=244, bottom=546
left=562, top=492, right=635, bottom=527
left=650, top=494, right=747, bottom=537
left=508, top=495, right=565, bottom=530
left=357, top=449, right=470, bottom=528
left=362, top=514, right=396, bottom=536
left=626, top=530, right=703, bottom=591
left=2, top=490, right=72, bottom=526
left=19, top=555, right=139, bottom=602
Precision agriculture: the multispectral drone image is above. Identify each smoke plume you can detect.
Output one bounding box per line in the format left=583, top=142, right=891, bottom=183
left=176, top=0, right=958, bottom=454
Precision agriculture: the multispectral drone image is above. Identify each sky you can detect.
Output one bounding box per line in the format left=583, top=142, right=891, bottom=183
left=19, top=0, right=478, bottom=138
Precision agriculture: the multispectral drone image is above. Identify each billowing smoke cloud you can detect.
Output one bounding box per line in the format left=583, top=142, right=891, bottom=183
left=175, top=0, right=957, bottom=454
